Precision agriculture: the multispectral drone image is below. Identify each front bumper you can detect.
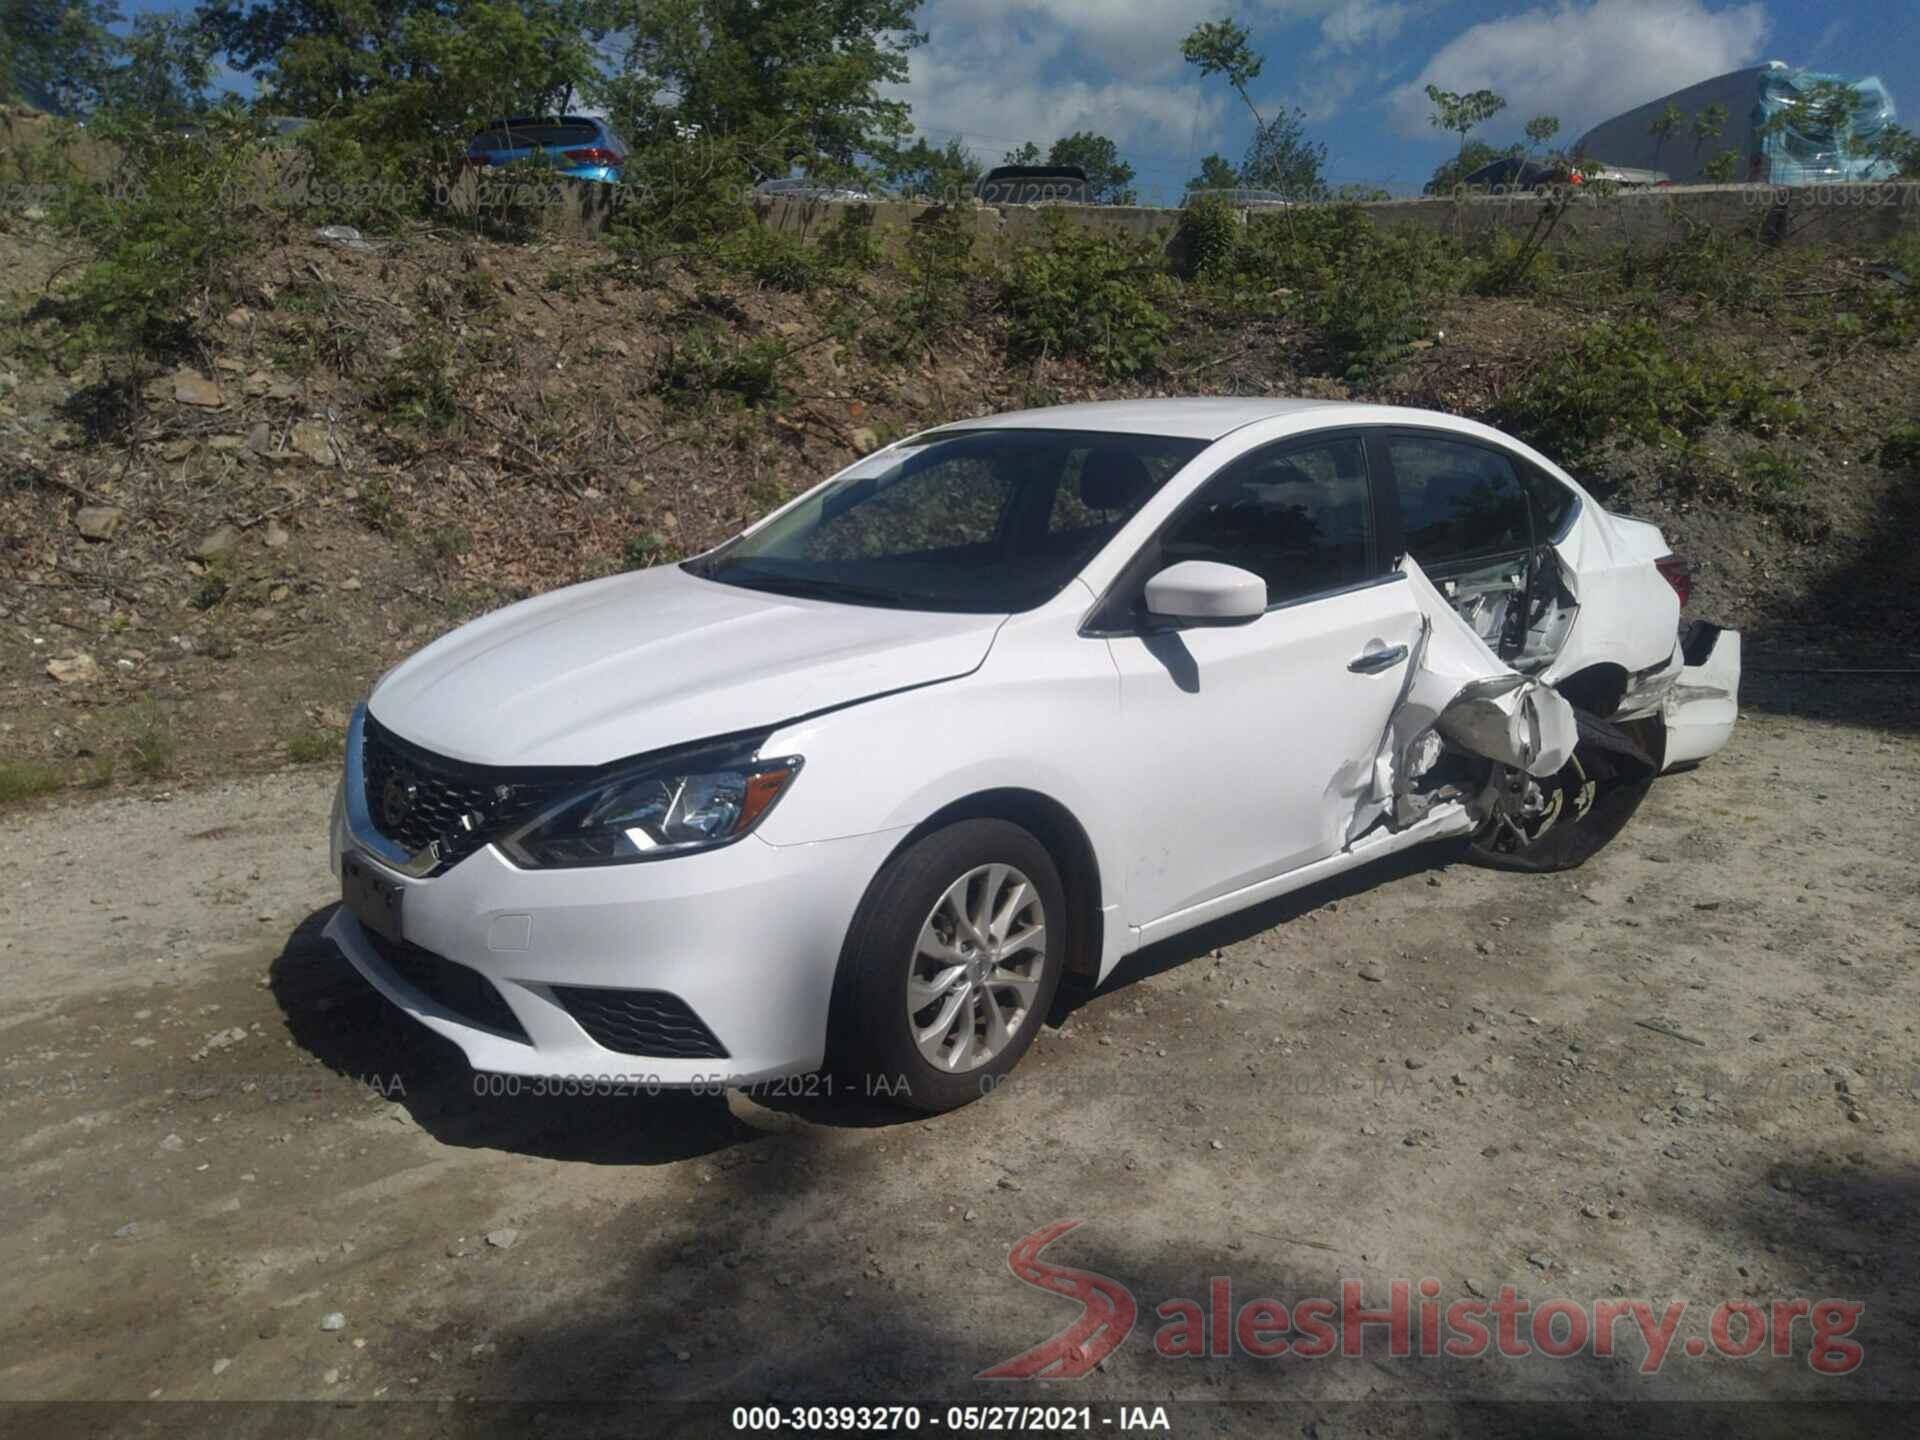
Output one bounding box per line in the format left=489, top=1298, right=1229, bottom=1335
left=326, top=791, right=900, bottom=1084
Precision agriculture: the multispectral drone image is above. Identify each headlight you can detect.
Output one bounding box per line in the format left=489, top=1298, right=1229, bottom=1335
left=499, top=738, right=802, bottom=868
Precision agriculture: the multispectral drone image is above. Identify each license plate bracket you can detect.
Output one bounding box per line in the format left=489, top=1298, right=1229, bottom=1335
left=342, top=852, right=404, bottom=943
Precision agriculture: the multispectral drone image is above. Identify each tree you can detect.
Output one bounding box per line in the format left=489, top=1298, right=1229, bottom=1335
left=1243, top=108, right=1326, bottom=200
left=1046, top=131, right=1136, bottom=204
left=1002, top=140, right=1041, bottom=165
left=1863, top=123, right=1920, bottom=180
left=593, top=0, right=926, bottom=172
left=1186, top=152, right=1239, bottom=193
left=1181, top=19, right=1264, bottom=127
left=3, top=0, right=122, bottom=114
left=1425, top=83, right=1507, bottom=168
left=348, top=4, right=598, bottom=146
left=884, top=135, right=979, bottom=200
left=1424, top=138, right=1503, bottom=194
left=1647, top=100, right=1684, bottom=166
left=97, top=13, right=218, bottom=119
left=1523, top=114, right=1559, bottom=155
left=1690, top=102, right=1727, bottom=158
left=198, top=0, right=598, bottom=119
left=1183, top=21, right=1325, bottom=200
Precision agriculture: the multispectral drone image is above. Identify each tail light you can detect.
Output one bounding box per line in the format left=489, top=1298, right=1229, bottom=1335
left=563, top=147, right=621, bottom=166
left=1655, top=554, right=1693, bottom=607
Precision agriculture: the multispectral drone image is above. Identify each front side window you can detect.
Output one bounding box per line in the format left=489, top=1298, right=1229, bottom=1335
left=1385, top=435, right=1531, bottom=571
left=1157, top=436, right=1375, bottom=605
left=687, top=429, right=1205, bottom=613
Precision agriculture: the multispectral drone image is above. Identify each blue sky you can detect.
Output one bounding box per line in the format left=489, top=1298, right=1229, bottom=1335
left=151, top=0, right=1917, bottom=199
left=888, top=1, right=1918, bottom=197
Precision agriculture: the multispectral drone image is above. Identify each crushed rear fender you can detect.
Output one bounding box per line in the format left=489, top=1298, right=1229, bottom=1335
left=1349, top=556, right=1577, bottom=841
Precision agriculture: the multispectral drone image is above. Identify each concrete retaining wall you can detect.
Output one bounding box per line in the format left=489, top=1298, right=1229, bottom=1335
left=750, top=182, right=1920, bottom=257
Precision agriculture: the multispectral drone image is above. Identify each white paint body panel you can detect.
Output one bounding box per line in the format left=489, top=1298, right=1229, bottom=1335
left=332, top=399, right=1740, bottom=1081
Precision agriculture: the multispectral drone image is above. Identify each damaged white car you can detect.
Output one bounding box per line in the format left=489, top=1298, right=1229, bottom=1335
left=329, top=400, right=1740, bottom=1112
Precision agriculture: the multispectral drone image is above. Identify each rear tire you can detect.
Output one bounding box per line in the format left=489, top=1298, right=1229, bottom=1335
left=1469, top=717, right=1660, bottom=873
left=828, top=819, right=1067, bottom=1114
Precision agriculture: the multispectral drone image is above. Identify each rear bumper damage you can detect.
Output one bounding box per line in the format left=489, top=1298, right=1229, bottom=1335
left=1659, top=622, right=1742, bottom=771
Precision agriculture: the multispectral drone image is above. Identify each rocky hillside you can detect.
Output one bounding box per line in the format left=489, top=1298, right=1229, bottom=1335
left=2, top=209, right=1916, bottom=803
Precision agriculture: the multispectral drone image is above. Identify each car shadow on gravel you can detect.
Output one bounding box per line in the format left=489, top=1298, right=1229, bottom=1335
left=448, top=1124, right=1911, bottom=1436
left=269, top=904, right=753, bottom=1167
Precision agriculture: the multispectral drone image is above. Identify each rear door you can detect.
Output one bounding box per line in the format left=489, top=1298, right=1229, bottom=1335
left=1096, top=431, right=1426, bottom=926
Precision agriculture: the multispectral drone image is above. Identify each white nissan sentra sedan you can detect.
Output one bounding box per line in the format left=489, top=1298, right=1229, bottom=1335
left=327, top=400, right=1740, bottom=1112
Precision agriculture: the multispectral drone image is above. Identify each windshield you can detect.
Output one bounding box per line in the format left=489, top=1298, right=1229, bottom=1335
left=685, top=428, right=1207, bottom=613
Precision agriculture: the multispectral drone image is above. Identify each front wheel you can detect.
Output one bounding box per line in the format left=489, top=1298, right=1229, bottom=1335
left=829, top=819, right=1067, bottom=1114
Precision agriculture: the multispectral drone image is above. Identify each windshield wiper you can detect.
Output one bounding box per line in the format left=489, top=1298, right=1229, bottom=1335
left=708, top=568, right=921, bottom=608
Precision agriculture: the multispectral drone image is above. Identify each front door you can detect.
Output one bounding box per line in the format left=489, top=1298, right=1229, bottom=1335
left=1101, top=433, right=1424, bottom=926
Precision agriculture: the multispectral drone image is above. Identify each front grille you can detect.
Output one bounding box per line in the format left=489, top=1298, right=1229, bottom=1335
left=360, top=713, right=583, bottom=867
left=366, top=931, right=530, bottom=1041
left=551, top=986, right=729, bottom=1060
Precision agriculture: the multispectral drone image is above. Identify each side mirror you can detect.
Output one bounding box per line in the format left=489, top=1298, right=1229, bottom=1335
left=1143, top=560, right=1267, bottom=625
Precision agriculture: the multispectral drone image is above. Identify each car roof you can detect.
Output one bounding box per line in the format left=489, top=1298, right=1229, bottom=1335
left=949, top=398, right=1360, bottom=441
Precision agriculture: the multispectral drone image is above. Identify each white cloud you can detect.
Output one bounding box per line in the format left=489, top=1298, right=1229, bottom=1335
left=893, top=44, right=1229, bottom=169
left=1385, top=0, right=1771, bottom=141
left=1319, top=2, right=1415, bottom=52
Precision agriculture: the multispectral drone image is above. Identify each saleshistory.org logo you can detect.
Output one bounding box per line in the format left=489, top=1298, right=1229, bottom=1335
left=978, top=1221, right=1866, bottom=1379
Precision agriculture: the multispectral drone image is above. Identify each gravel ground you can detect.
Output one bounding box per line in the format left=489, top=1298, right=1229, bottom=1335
left=2, top=667, right=1916, bottom=1437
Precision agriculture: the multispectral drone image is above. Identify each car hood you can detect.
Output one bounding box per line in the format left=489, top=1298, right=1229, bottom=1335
left=368, top=565, right=1005, bottom=767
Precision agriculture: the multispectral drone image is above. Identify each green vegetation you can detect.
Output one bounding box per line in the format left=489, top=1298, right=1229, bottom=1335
left=654, top=330, right=790, bottom=407
left=1001, top=217, right=1173, bottom=379
left=286, top=730, right=343, bottom=764
left=130, top=704, right=176, bottom=779
left=1498, top=319, right=1799, bottom=459
left=0, top=760, right=64, bottom=806
left=46, top=107, right=267, bottom=361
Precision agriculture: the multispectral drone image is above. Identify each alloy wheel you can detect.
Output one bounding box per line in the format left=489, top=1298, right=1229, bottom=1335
left=906, top=863, right=1048, bottom=1073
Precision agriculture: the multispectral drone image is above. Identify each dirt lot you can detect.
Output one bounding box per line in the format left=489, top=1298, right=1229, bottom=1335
left=2, top=664, right=1917, bottom=1436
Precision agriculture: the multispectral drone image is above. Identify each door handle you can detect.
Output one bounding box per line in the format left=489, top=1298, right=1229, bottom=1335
left=1348, top=644, right=1409, bottom=675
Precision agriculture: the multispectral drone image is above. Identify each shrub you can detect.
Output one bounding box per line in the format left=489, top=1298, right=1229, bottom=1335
left=623, top=531, right=671, bottom=568
left=0, top=761, right=63, bottom=806
left=653, top=330, right=789, bottom=407
left=819, top=207, right=882, bottom=271
left=721, top=226, right=830, bottom=292
left=1881, top=424, right=1920, bottom=473
left=1001, top=216, right=1173, bottom=379
left=287, top=731, right=343, bottom=764
left=1233, top=206, right=1461, bottom=383
left=131, top=705, right=175, bottom=779
left=1499, top=319, right=1798, bottom=458
left=369, top=338, right=459, bottom=431
left=49, top=107, right=271, bottom=360
left=1175, top=194, right=1239, bottom=280
left=899, top=205, right=978, bottom=342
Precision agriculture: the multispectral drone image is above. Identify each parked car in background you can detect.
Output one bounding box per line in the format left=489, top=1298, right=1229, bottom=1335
left=753, top=177, right=875, bottom=203
left=1461, top=156, right=1671, bottom=190
left=463, top=116, right=627, bottom=185
left=975, top=165, right=1091, bottom=205
left=329, top=399, right=1741, bottom=1114
left=1181, top=186, right=1295, bottom=208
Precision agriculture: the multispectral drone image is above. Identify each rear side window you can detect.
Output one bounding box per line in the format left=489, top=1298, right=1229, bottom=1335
left=1159, top=436, right=1374, bottom=605
left=1522, top=466, right=1579, bottom=541
left=1385, top=435, right=1530, bottom=571
left=471, top=124, right=599, bottom=152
